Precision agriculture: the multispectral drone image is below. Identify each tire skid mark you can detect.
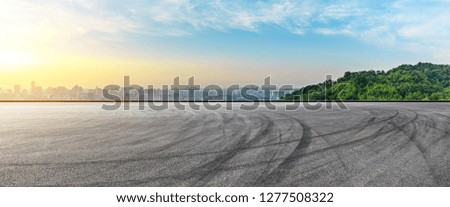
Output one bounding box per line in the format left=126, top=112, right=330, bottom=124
left=2, top=104, right=450, bottom=187
left=276, top=111, right=418, bottom=168
left=188, top=112, right=277, bottom=186
left=257, top=114, right=312, bottom=186
left=307, top=110, right=399, bottom=139
left=265, top=110, right=401, bottom=185
left=389, top=112, right=439, bottom=184
left=252, top=113, right=286, bottom=183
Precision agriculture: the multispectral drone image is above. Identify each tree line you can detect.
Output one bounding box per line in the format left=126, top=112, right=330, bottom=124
left=284, top=63, right=450, bottom=101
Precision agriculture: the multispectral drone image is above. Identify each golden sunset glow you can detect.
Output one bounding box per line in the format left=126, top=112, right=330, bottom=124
left=0, top=52, right=36, bottom=68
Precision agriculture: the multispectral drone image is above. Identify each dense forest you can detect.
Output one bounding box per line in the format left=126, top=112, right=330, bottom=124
left=284, top=63, right=450, bottom=101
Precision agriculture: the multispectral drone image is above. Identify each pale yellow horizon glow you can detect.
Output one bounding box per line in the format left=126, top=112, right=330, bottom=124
left=0, top=0, right=349, bottom=91
left=0, top=1, right=268, bottom=89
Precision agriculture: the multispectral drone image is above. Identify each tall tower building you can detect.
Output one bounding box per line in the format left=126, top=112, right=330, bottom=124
left=14, top=85, right=21, bottom=94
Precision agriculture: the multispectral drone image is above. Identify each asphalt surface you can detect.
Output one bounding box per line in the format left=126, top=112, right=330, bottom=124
left=0, top=102, right=449, bottom=186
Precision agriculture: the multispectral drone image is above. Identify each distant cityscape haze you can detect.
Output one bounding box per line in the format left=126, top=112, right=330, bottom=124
left=0, top=81, right=295, bottom=101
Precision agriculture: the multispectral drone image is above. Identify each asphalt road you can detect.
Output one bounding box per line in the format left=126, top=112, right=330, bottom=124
left=0, top=102, right=449, bottom=186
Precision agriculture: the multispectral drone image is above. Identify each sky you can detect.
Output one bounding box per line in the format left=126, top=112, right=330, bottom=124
left=1, top=0, right=450, bottom=89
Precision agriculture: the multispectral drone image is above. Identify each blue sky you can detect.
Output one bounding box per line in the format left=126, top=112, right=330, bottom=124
left=1, top=0, right=450, bottom=87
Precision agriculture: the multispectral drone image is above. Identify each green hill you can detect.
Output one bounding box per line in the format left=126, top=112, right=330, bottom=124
left=284, top=63, right=450, bottom=101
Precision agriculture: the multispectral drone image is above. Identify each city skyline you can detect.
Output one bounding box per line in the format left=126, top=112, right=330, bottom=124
left=0, top=80, right=295, bottom=101
left=0, top=81, right=104, bottom=100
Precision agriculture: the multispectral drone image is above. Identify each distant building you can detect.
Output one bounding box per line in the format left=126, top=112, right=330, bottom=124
left=46, top=86, right=69, bottom=100
left=30, top=81, right=43, bottom=99
left=71, top=85, right=83, bottom=99
left=14, top=85, right=21, bottom=95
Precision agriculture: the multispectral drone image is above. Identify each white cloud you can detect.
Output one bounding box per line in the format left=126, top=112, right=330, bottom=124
left=0, top=0, right=140, bottom=58
left=1, top=0, right=450, bottom=61
left=315, top=28, right=355, bottom=36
